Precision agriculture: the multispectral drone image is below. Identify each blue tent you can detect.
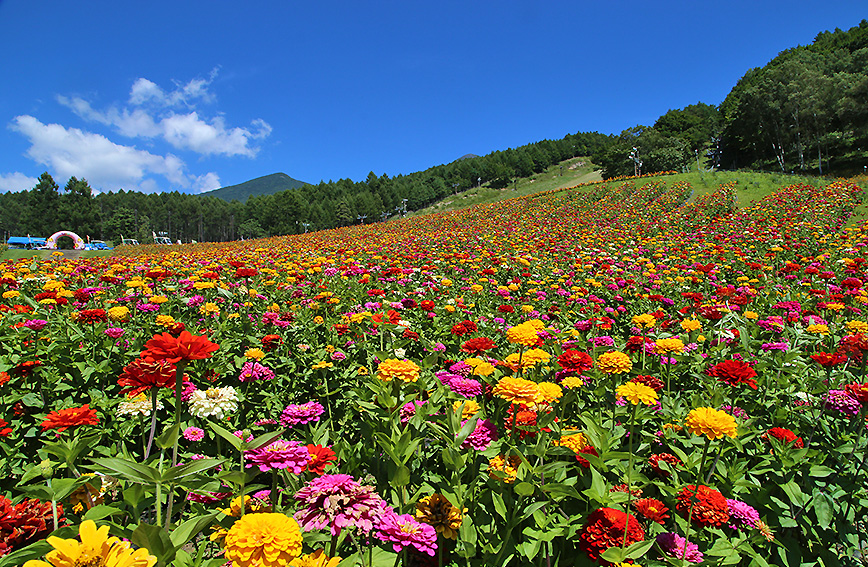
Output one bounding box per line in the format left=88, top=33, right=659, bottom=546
left=6, top=236, right=46, bottom=249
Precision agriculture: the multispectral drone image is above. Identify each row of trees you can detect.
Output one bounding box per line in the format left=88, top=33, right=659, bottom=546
left=0, top=131, right=611, bottom=243
left=594, top=20, right=868, bottom=178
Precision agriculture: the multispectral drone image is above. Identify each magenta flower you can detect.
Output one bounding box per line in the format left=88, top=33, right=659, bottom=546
left=238, top=361, right=275, bottom=382
left=245, top=439, right=310, bottom=473
left=824, top=390, right=861, bottom=416
left=656, top=532, right=703, bottom=563
left=726, top=498, right=760, bottom=530
left=280, top=401, right=325, bottom=426
left=448, top=376, right=482, bottom=397
left=105, top=327, right=125, bottom=339
left=399, top=400, right=427, bottom=424
left=24, top=319, right=48, bottom=331
left=183, top=426, right=205, bottom=441
left=460, top=418, right=498, bottom=450
left=293, top=474, right=390, bottom=536
left=375, top=511, right=437, bottom=556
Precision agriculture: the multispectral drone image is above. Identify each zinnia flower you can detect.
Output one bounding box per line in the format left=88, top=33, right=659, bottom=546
left=675, top=484, right=730, bottom=527
left=576, top=507, right=645, bottom=563
left=142, top=330, right=219, bottom=364
left=616, top=382, right=658, bottom=405
left=117, top=358, right=176, bottom=397
left=708, top=359, right=758, bottom=389
left=245, top=440, right=311, bottom=473
left=289, top=549, right=341, bottom=567
left=188, top=387, right=238, bottom=419
left=459, top=418, right=498, bottom=450
left=492, top=376, right=539, bottom=405
left=376, top=359, right=421, bottom=382
left=22, top=518, right=155, bottom=567
left=487, top=455, right=522, bottom=483
left=375, top=511, right=437, bottom=556
left=633, top=498, right=669, bottom=524
left=727, top=498, right=760, bottom=530
left=596, top=351, right=632, bottom=375
left=656, top=532, right=703, bottom=563
left=223, top=513, right=302, bottom=567
left=415, top=494, right=464, bottom=540
left=684, top=407, right=738, bottom=439
left=304, top=444, right=338, bottom=475
left=183, top=427, right=205, bottom=441
left=0, top=497, right=60, bottom=558
left=280, top=401, right=325, bottom=426
left=557, top=350, right=593, bottom=372
left=506, top=321, right=543, bottom=347
left=293, top=474, right=390, bottom=536
left=238, top=361, right=275, bottom=382
left=41, top=405, right=99, bottom=433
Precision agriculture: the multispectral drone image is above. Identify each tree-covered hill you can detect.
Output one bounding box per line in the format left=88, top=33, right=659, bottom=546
left=197, top=172, right=308, bottom=202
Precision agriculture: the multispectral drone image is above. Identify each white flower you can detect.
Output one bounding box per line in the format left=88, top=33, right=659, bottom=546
left=394, top=348, right=407, bottom=358
left=118, top=394, right=162, bottom=417
left=188, top=386, right=239, bottom=419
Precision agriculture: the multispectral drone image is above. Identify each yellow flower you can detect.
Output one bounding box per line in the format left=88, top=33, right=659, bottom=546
left=616, top=382, right=659, bottom=405
left=825, top=303, right=845, bottom=312
left=194, top=281, right=216, bottom=290
left=219, top=495, right=271, bottom=517
left=415, top=494, right=465, bottom=540
left=743, top=311, right=758, bottom=320
left=148, top=295, right=168, bottom=304
left=596, top=351, right=632, bottom=375
left=107, top=306, right=130, bottom=322
left=553, top=431, right=588, bottom=453
left=847, top=320, right=868, bottom=334
left=312, top=361, right=333, bottom=370
left=654, top=338, right=685, bottom=355
left=492, top=376, right=539, bottom=405
left=632, top=313, right=657, bottom=328
left=536, top=382, right=563, bottom=404
left=453, top=399, right=481, bottom=419
left=506, top=322, right=541, bottom=347
left=2, top=290, right=19, bottom=299
left=680, top=318, right=701, bottom=332
left=290, top=549, right=341, bottom=567
left=313, top=316, right=324, bottom=324
left=464, top=357, right=495, bottom=376
left=200, top=302, right=220, bottom=316
left=245, top=348, right=266, bottom=360
left=357, top=366, right=369, bottom=376
left=806, top=324, right=830, bottom=336
left=223, top=513, right=303, bottom=567
left=684, top=407, right=738, bottom=440
left=155, top=315, right=176, bottom=327
left=23, top=519, right=156, bottom=567
left=69, top=474, right=103, bottom=514
left=376, top=359, right=420, bottom=382
left=561, top=375, right=584, bottom=389
left=487, top=454, right=522, bottom=483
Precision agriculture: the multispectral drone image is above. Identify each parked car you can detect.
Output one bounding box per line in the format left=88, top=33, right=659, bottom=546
left=121, top=238, right=140, bottom=246
left=85, top=240, right=112, bottom=250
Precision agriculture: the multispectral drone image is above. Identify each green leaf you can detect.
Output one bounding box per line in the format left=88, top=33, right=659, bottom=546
left=455, top=415, right=479, bottom=446
left=0, top=540, right=53, bottom=567
left=90, top=457, right=161, bottom=484
left=208, top=422, right=243, bottom=451
left=809, top=465, right=834, bottom=478
left=245, top=429, right=286, bottom=451
left=623, top=538, right=655, bottom=559
left=155, top=423, right=181, bottom=450
left=161, top=458, right=223, bottom=483
left=131, top=522, right=177, bottom=564
left=169, top=513, right=220, bottom=547
left=390, top=465, right=411, bottom=487
left=514, top=482, right=535, bottom=497
left=373, top=433, right=401, bottom=466
left=491, top=491, right=507, bottom=520
left=811, top=489, right=833, bottom=529
left=599, top=547, right=628, bottom=564
left=83, top=505, right=124, bottom=521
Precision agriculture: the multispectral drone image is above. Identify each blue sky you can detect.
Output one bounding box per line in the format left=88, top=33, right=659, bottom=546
left=0, top=1, right=864, bottom=194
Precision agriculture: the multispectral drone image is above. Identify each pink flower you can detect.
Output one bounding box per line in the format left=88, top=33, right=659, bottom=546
left=24, top=319, right=48, bottom=331
left=280, top=401, right=325, bottom=426
left=245, top=439, right=310, bottom=473
left=448, top=376, right=482, bottom=397
left=293, top=474, right=390, bottom=536
left=375, top=511, right=437, bottom=556
left=183, top=426, right=205, bottom=441
left=460, top=418, right=497, bottom=450
left=105, top=327, right=125, bottom=339
left=656, top=532, right=703, bottom=563
left=238, top=361, right=275, bottom=382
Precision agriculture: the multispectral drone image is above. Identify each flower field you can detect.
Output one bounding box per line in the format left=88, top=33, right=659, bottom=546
left=2, top=173, right=868, bottom=566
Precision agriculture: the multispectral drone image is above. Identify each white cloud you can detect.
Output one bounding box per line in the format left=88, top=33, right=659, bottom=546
left=193, top=172, right=221, bottom=194
left=56, top=69, right=271, bottom=157
left=0, top=172, right=38, bottom=193
left=10, top=115, right=189, bottom=192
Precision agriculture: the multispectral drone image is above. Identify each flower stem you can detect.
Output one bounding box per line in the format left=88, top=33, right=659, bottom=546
left=621, top=403, right=638, bottom=550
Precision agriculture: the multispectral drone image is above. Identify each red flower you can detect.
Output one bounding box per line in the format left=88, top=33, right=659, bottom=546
left=461, top=337, right=496, bottom=355
left=624, top=335, right=651, bottom=353
left=675, top=485, right=729, bottom=527
left=117, top=358, right=176, bottom=397
left=235, top=268, right=257, bottom=278
left=0, top=419, right=12, bottom=437
left=838, top=334, right=868, bottom=362
left=708, top=359, right=758, bottom=389
left=845, top=382, right=868, bottom=404
left=228, top=261, right=245, bottom=268
left=766, top=427, right=804, bottom=448
left=497, top=304, right=515, bottom=313
left=557, top=350, right=594, bottom=372
left=577, top=507, right=645, bottom=563
left=575, top=445, right=598, bottom=468
left=633, top=498, right=669, bottom=524
left=0, top=496, right=61, bottom=557
left=142, top=330, right=219, bottom=364
left=304, top=444, right=337, bottom=475
left=402, top=329, right=420, bottom=341
left=41, top=405, right=99, bottom=433
left=0, top=372, right=9, bottom=386
left=630, top=374, right=664, bottom=392
left=10, top=360, right=41, bottom=378
left=648, top=453, right=682, bottom=478
left=77, top=309, right=107, bottom=324
left=420, top=300, right=435, bottom=311
left=261, top=334, right=283, bottom=351
left=810, top=351, right=848, bottom=367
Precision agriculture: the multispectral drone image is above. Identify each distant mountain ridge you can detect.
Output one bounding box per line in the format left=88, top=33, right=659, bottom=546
left=198, top=172, right=307, bottom=202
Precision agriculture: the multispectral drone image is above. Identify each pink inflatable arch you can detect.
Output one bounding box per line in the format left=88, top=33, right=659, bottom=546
left=45, top=231, right=86, bottom=250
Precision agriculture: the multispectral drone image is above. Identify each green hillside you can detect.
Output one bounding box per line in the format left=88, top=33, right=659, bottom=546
left=198, top=172, right=308, bottom=202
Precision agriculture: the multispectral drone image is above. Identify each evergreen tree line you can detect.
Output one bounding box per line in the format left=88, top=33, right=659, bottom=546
left=0, top=132, right=610, bottom=243
left=593, top=20, right=868, bottom=178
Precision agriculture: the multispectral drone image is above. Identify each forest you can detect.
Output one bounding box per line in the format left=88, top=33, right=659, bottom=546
left=2, top=20, right=866, bottom=244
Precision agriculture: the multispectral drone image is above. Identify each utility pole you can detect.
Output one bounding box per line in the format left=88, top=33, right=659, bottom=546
left=357, top=214, right=367, bottom=224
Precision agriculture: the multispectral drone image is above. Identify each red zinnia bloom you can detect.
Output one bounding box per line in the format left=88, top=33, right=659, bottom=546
left=167, top=322, right=186, bottom=337
left=575, top=445, right=598, bottom=468
left=304, top=444, right=338, bottom=475
left=10, top=360, right=42, bottom=378
left=648, top=453, right=682, bottom=478
left=810, top=351, right=848, bottom=367
left=845, top=382, right=868, bottom=404
left=557, top=350, right=594, bottom=372
left=624, top=335, right=651, bottom=353
left=461, top=336, right=496, bottom=355
left=630, top=374, right=664, bottom=392
left=402, top=329, right=420, bottom=342
left=117, top=358, right=176, bottom=397
left=261, top=334, right=283, bottom=351
left=77, top=309, right=107, bottom=324
left=142, top=330, right=219, bottom=364
left=41, top=405, right=99, bottom=433
left=450, top=324, right=469, bottom=337
left=766, top=427, right=804, bottom=448
left=838, top=334, right=868, bottom=362
left=235, top=268, right=257, bottom=278
left=633, top=498, right=670, bottom=524
left=0, top=372, right=10, bottom=386
left=577, top=507, right=645, bottom=563
left=498, top=304, right=515, bottom=313
left=0, top=496, right=61, bottom=557
left=420, top=300, right=435, bottom=311
left=708, top=359, right=758, bottom=390
left=228, top=261, right=245, bottom=268
left=675, top=485, right=729, bottom=527
left=0, top=419, right=12, bottom=437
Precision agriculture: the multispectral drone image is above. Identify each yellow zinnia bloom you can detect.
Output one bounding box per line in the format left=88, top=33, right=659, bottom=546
left=632, top=313, right=656, bottom=328
left=23, top=519, right=156, bottom=567
left=415, top=494, right=464, bottom=540
left=680, top=319, right=701, bottom=332
left=492, top=376, right=539, bottom=405
left=453, top=399, right=481, bottom=419
left=536, top=382, right=563, bottom=404
left=290, top=550, right=341, bottom=567
left=616, top=382, right=659, bottom=405
left=245, top=348, right=266, bottom=360
left=596, top=351, right=632, bottom=375
left=223, top=513, right=303, bottom=567
left=654, top=338, right=685, bottom=355
left=376, top=359, right=420, bottom=382
left=684, top=407, right=738, bottom=440
left=107, top=306, right=130, bottom=322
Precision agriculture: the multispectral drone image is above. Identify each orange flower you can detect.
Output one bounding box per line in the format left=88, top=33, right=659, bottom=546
left=142, top=330, right=219, bottom=364
left=117, top=358, right=176, bottom=397
left=41, top=404, right=99, bottom=433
